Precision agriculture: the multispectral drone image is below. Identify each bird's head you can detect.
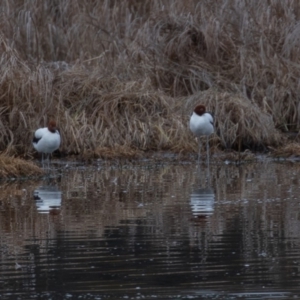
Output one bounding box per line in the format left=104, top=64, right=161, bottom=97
left=194, top=105, right=206, bottom=116
left=48, top=120, right=57, bottom=133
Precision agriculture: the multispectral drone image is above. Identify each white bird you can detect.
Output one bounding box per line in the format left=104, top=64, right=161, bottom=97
left=33, top=120, right=61, bottom=168
left=34, top=185, right=62, bottom=213
left=190, top=104, right=214, bottom=165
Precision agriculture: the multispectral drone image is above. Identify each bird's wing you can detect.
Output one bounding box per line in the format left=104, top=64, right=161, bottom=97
left=206, top=113, right=214, bottom=124
left=33, top=127, right=47, bottom=140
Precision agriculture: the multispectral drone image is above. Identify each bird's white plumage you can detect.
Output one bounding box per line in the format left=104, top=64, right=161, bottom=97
left=33, top=127, right=60, bottom=154
left=190, top=105, right=214, bottom=165
left=189, top=112, right=214, bottom=137
left=34, top=186, right=62, bottom=213
left=33, top=121, right=61, bottom=169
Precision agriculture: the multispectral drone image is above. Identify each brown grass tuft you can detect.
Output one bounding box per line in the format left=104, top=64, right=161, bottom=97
left=269, top=143, right=300, bottom=158
left=0, top=154, right=43, bottom=179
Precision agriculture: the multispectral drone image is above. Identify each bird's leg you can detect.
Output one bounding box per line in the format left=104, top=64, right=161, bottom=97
left=198, top=138, right=202, bottom=165
left=206, top=135, right=210, bottom=166
left=41, top=153, right=44, bottom=169
left=206, top=136, right=212, bottom=184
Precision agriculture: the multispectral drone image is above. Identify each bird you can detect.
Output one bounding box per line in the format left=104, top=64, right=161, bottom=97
left=34, top=185, right=62, bottom=213
left=189, top=104, right=214, bottom=165
left=33, top=120, right=61, bottom=168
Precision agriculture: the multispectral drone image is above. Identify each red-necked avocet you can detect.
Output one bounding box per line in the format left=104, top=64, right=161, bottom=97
left=33, top=120, right=61, bottom=168
left=189, top=104, right=214, bottom=165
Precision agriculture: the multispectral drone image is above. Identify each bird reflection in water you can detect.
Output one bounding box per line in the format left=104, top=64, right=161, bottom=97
left=34, top=185, right=62, bottom=214
left=190, top=166, right=215, bottom=222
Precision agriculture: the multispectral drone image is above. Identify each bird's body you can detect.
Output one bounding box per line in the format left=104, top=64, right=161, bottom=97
left=190, top=111, right=214, bottom=137
left=189, top=105, right=214, bottom=165
left=33, top=120, right=60, bottom=167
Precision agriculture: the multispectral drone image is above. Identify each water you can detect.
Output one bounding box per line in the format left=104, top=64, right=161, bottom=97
left=0, top=160, right=300, bottom=299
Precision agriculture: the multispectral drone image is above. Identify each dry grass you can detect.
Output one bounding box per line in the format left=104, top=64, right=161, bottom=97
left=0, top=154, right=43, bottom=178
left=269, top=143, right=300, bottom=158
left=0, top=0, right=299, bottom=158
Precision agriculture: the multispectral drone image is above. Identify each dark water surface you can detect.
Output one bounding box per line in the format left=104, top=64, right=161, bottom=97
left=1, top=160, right=300, bottom=299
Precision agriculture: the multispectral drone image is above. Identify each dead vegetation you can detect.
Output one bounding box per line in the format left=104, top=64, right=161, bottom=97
left=0, top=0, right=299, bottom=160
left=269, top=143, right=300, bottom=158
left=0, top=154, right=43, bottom=178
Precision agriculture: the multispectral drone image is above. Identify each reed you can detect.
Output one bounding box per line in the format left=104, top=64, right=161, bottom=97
left=0, top=0, right=299, bottom=158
